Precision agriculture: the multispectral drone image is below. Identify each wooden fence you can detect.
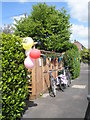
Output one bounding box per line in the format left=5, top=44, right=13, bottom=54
left=28, top=55, right=64, bottom=100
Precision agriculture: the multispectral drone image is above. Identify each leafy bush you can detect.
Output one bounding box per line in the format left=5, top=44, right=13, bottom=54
left=2, top=33, right=28, bottom=120
left=0, top=33, right=2, bottom=120
left=88, top=49, right=90, bottom=64
left=80, top=48, right=89, bottom=63
left=64, top=47, right=80, bottom=79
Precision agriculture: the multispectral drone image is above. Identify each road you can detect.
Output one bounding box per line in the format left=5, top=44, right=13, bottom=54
left=22, top=63, right=88, bottom=118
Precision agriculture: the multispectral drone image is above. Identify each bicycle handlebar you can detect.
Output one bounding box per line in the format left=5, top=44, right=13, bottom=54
left=64, top=66, right=71, bottom=69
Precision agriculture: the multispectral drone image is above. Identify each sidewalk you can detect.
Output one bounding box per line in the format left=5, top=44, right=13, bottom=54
left=22, top=64, right=88, bottom=118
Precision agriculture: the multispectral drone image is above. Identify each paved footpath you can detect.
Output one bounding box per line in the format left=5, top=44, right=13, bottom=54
left=22, top=64, right=88, bottom=118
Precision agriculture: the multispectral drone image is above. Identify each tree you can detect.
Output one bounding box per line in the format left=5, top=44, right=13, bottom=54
left=14, top=3, right=72, bottom=52
left=3, top=24, right=14, bottom=34
left=88, top=49, right=90, bottom=64
left=0, top=27, right=3, bottom=34
left=80, top=48, right=88, bottom=63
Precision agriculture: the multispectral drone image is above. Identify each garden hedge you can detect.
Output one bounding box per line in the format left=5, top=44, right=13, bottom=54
left=64, top=48, right=80, bottom=79
left=2, top=33, right=28, bottom=120
left=80, top=48, right=89, bottom=63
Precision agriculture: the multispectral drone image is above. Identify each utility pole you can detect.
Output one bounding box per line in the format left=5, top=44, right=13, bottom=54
left=25, top=12, right=27, bottom=18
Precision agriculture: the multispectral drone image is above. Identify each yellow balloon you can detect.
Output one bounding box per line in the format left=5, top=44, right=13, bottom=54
left=22, top=37, right=34, bottom=50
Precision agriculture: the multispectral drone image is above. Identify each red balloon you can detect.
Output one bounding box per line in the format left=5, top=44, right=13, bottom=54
left=29, top=49, right=41, bottom=59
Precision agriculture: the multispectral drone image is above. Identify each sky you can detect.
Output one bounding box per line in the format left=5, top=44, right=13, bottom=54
left=1, top=0, right=89, bottom=48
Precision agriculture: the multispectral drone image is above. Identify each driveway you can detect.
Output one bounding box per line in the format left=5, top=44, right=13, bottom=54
left=22, top=63, right=88, bottom=118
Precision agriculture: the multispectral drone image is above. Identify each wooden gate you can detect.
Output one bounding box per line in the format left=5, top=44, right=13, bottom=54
left=28, top=55, right=63, bottom=100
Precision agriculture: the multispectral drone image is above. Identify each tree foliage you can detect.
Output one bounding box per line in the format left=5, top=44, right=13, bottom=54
left=14, top=3, right=72, bottom=52
left=3, top=24, right=14, bottom=34
left=88, top=49, right=90, bottom=64
left=80, top=48, right=90, bottom=63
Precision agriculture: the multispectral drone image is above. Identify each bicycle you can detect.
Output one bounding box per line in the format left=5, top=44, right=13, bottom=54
left=56, top=66, right=71, bottom=91
left=49, top=70, right=56, bottom=97
left=64, top=66, right=72, bottom=87
left=56, top=69, right=67, bottom=92
left=56, top=75, right=65, bottom=92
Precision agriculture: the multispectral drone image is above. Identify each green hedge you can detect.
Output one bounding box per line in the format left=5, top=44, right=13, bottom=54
left=0, top=33, right=2, bottom=120
left=80, top=48, right=89, bottom=64
left=64, top=48, right=80, bottom=79
left=2, top=33, right=28, bottom=120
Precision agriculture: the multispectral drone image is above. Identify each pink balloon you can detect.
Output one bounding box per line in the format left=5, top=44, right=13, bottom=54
left=24, top=56, right=35, bottom=69
left=29, top=49, right=41, bottom=59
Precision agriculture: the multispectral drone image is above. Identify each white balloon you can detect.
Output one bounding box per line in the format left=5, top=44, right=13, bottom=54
left=25, top=48, right=32, bottom=56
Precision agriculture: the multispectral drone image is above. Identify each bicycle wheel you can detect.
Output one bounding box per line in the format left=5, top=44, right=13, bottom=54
left=66, top=72, right=71, bottom=87
left=49, top=81, right=56, bottom=97
left=63, top=84, right=67, bottom=89
left=49, top=86, right=54, bottom=97
left=52, top=86, right=56, bottom=97
left=59, top=79, right=64, bottom=92
left=67, top=76, right=70, bottom=87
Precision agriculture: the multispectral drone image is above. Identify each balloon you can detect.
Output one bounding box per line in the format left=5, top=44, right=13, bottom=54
left=24, top=56, right=35, bottom=69
left=29, top=49, right=41, bottom=59
left=22, top=37, right=34, bottom=50
left=25, top=48, right=32, bottom=56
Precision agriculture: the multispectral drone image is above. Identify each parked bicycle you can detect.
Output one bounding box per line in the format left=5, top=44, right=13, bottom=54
left=56, top=66, right=72, bottom=92
left=64, top=66, right=72, bottom=87
left=49, top=70, right=56, bottom=97
left=56, top=70, right=68, bottom=92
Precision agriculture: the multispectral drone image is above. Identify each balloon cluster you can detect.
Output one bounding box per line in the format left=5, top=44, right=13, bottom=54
left=22, top=37, right=41, bottom=69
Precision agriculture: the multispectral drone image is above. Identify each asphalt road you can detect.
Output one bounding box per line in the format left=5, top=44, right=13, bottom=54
left=22, top=63, right=88, bottom=118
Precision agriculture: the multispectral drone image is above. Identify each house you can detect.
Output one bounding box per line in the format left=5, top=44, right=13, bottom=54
left=74, top=40, right=85, bottom=52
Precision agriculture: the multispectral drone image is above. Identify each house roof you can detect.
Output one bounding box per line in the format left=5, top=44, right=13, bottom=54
left=74, top=40, right=85, bottom=49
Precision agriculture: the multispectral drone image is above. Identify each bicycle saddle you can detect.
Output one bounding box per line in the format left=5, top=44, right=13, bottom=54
left=87, top=95, right=90, bottom=102
left=64, top=66, right=68, bottom=68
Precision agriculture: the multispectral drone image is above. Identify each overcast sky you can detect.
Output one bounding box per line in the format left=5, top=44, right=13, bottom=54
left=1, top=0, right=89, bottom=48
